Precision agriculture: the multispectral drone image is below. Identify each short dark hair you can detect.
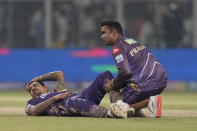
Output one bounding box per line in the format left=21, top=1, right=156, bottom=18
left=101, top=21, right=123, bottom=35
left=26, top=81, right=45, bottom=92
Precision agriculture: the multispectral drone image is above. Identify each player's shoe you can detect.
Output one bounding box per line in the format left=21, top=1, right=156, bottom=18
left=116, top=100, right=135, bottom=117
left=110, top=103, right=127, bottom=118
left=134, top=108, right=146, bottom=117
left=110, top=100, right=135, bottom=118
left=147, top=95, right=162, bottom=118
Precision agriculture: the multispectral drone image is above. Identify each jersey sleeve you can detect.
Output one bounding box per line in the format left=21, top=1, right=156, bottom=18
left=25, top=99, right=40, bottom=115
left=112, top=45, right=131, bottom=90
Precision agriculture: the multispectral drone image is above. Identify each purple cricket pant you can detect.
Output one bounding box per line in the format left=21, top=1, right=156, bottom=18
left=64, top=71, right=113, bottom=117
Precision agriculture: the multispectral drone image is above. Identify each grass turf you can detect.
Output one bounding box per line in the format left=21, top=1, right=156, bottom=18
left=0, top=91, right=197, bottom=131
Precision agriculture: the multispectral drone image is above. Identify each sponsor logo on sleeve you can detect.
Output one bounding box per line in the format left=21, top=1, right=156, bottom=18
left=112, top=47, right=119, bottom=55
left=115, top=54, right=124, bottom=63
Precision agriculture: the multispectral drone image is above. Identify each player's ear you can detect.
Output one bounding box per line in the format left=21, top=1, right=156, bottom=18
left=111, top=28, right=117, bottom=35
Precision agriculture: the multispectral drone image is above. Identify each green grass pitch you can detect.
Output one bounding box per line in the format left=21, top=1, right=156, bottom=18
left=0, top=91, right=197, bottom=131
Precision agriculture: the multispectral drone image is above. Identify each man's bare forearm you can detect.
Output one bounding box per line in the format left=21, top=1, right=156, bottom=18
left=36, top=71, right=66, bottom=91
left=54, top=80, right=66, bottom=91
left=37, top=71, right=64, bottom=82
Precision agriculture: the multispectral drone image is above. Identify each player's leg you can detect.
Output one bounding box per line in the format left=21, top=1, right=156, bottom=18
left=130, top=99, right=149, bottom=117
left=122, top=83, right=166, bottom=118
left=64, top=96, right=107, bottom=117
left=128, top=95, right=162, bottom=118
left=66, top=96, right=126, bottom=118
left=108, top=84, right=153, bottom=118
left=108, top=90, right=135, bottom=118
left=129, top=86, right=165, bottom=118
left=80, top=71, right=113, bottom=105
left=78, top=71, right=129, bottom=118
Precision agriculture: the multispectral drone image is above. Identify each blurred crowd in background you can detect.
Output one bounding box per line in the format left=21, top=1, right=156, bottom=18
left=0, top=0, right=194, bottom=49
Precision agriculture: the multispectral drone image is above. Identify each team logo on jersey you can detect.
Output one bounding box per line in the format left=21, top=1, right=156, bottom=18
left=115, top=54, right=124, bottom=63
left=112, top=47, right=119, bottom=55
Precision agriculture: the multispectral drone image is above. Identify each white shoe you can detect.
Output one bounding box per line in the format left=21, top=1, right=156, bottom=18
left=148, top=95, right=162, bottom=118
left=110, top=103, right=127, bottom=119
left=116, top=100, right=129, bottom=110
left=110, top=100, right=135, bottom=118
left=117, top=100, right=135, bottom=117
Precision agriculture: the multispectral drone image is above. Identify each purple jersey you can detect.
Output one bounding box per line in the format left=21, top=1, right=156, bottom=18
left=25, top=71, right=113, bottom=117
left=25, top=91, right=73, bottom=116
left=25, top=91, right=96, bottom=116
left=112, top=37, right=167, bottom=90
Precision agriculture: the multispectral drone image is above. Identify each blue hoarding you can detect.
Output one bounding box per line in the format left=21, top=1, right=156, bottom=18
left=0, top=48, right=196, bottom=82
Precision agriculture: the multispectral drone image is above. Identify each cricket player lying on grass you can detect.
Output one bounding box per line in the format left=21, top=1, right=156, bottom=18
left=25, top=71, right=131, bottom=118
left=25, top=70, right=162, bottom=119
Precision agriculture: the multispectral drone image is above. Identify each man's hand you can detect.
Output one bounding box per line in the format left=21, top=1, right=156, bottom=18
left=26, top=80, right=36, bottom=92
left=53, top=92, right=71, bottom=101
left=26, top=77, right=42, bottom=92
left=104, top=79, right=114, bottom=92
